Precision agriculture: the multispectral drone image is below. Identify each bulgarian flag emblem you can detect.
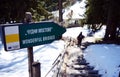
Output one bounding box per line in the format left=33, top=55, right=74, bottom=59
left=4, top=26, right=20, bottom=50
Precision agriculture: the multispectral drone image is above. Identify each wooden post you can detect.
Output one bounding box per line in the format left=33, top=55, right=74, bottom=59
left=59, top=0, right=63, bottom=22
left=28, top=47, right=34, bottom=77
left=25, top=12, right=34, bottom=77
left=32, top=62, right=41, bottom=77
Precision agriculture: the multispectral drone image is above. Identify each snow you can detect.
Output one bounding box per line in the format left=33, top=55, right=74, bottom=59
left=0, top=40, right=65, bottom=77
left=84, top=44, right=120, bottom=77
left=63, top=25, right=91, bottom=38
left=63, top=0, right=86, bottom=19
left=52, top=0, right=86, bottom=20
left=94, top=26, right=106, bottom=38
left=0, top=0, right=120, bottom=77
left=0, top=25, right=120, bottom=77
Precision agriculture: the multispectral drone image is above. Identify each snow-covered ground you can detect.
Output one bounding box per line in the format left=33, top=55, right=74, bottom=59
left=0, top=39, right=65, bottom=77
left=63, top=0, right=86, bottom=19
left=0, top=0, right=120, bottom=77
left=0, top=25, right=120, bottom=77
left=52, top=0, right=86, bottom=20
left=84, top=44, right=120, bottom=77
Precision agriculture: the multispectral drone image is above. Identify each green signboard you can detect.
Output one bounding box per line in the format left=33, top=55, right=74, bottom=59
left=2, top=22, right=66, bottom=51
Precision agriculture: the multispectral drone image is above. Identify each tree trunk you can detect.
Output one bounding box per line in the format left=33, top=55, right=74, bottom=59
left=105, top=0, right=119, bottom=40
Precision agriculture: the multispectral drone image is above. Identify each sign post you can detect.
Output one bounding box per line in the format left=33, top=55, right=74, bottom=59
left=59, top=0, right=63, bottom=22
left=1, top=21, right=66, bottom=77
left=24, top=11, right=34, bottom=77
left=28, top=47, right=34, bottom=77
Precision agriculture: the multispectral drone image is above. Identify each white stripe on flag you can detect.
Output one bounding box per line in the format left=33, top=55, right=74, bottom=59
left=5, top=26, right=19, bottom=35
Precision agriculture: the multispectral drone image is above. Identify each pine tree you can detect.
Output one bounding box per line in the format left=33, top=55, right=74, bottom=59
left=85, top=0, right=120, bottom=40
